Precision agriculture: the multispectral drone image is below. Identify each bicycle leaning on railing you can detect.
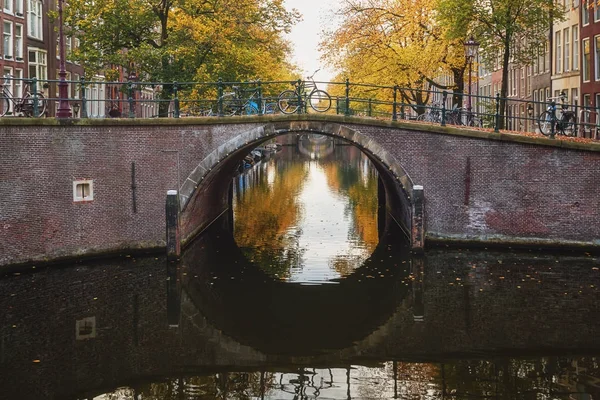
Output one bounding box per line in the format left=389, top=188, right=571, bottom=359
left=538, top=93, right=576, bottom=137
left=416, top=102, right=442, bottom=123
left=0, top=75, right=48, bottom=117
left=278, top=69, right=332, bottom=114
left=216, top=84, right=276, bottom=116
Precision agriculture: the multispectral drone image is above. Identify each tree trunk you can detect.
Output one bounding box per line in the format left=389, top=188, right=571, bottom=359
left=158, top=84, right=173, bottom=117
left=452, top=67, right=465, bottom=108
left=499, top=36, right=511, bottom=130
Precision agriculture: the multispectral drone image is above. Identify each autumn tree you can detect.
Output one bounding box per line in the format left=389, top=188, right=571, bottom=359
left=436, top=0, right=565, bottom=127
left=64, top=0, right=300, bottom=116
left=321, top=0, right=468, bottom=112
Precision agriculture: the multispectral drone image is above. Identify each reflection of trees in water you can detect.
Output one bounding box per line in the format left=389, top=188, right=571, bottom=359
left=101, top=372, right=277, bottom=400
left=234, top=160, right=308, bottom=279
left=320, top=145, right=379, bottom=277
left=90, top=356, right=600, bottom=399
left=431, top=357, right=600, bottom=399
left=233, top=142, right=380, bottom=280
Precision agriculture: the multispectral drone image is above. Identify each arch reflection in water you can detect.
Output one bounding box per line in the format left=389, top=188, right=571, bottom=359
left=180, top=219, right=412, bottom=355
left=233, top=134, right=382, bottom=283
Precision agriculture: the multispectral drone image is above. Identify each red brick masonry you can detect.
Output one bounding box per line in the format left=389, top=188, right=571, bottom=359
left=1, top=115, right=599, bottom=267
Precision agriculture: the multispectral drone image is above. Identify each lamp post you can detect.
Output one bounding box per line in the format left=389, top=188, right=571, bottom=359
left=56, top=0, right=71, bottom=118
left=464, top=36, right=480, bottom=119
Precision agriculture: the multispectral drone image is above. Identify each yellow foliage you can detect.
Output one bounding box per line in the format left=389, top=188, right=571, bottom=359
left=321, top=0, right=465, bottom=107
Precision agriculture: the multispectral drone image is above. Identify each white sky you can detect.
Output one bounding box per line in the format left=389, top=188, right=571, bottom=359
left=284, top=0, right=339, bottom=83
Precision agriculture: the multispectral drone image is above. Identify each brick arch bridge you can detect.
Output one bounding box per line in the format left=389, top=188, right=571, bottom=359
left=178, top=119, right=422, bottom=251
left=1, top=115, right=599, bottom=267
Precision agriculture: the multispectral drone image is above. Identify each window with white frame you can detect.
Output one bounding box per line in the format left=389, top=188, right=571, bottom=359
left=544, top=40, right=550, bottom=72
left=595, top=0, right=600, bottom=21
left=583, top=0, right=590, bottom=25
left=28, top=48, right=47, bottom=83
left=520, top=68, right=525, bottom=97
left=73, top=180, right=94, bottom=202
left=85, top=78, right=106, bottom=118
left=527, top=65, right=533, bottom=96
left=3, top=67, right=13, bottom=114
left=3, top=67, right=13, bottom=88
left=4, top=0, right=13, bottom=14
left=73, top=73, right=80, bottom=99
left=27, top=0, right=43, bottom=40
left=564, top=28, right=570, bottom=72
left=595, top=36, right=600, bottom=81
left=555, top=31, right=562, bottom=74
left=583, top=94, right=591, bottom=123
left=572, top=88, right=578, bottom=106
left=3, top=21, right=13, bottom=59
left=15, top=0, right=23, bottom=16
left=14, top=68, right=23, bottom=98
left=583, top=38, right=591, bottom=82
left=14, top=24, right=22, bottom=60
left=573, top=26, right=579, bottom=70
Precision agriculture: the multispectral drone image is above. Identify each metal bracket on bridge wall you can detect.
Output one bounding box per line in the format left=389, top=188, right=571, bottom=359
left=411, top=185, right=425, bottom=253
left=166, top=190, right=181, bottom=260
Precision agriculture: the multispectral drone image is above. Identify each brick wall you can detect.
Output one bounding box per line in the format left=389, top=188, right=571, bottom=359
left=1, top=117, right=599, bottom=267
left=355, top=124, right=600, bottom=245
left=0, top=122, right=260, bottom=266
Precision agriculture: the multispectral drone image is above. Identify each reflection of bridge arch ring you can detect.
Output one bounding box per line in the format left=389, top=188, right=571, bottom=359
left=180, top=223, right=412, bottom=356
left=178, top=121, right=422, bottom=250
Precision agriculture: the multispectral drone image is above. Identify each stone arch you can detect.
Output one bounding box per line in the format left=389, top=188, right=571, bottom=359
left=178, top=120, right=424, bottom=250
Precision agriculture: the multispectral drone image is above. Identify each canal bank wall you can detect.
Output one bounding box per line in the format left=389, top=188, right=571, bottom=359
left=1, top=115, right=599, bottom=268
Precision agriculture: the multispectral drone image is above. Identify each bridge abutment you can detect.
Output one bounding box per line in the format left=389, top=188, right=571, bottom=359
left=411, top=185, right=425, bottom=252
left=166, top=190, right=181, bottom=261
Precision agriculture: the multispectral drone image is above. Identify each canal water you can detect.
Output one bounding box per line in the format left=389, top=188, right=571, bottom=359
left=1, top=134, right=599, bottom=399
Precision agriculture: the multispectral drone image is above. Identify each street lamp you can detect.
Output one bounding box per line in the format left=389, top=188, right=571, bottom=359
left=527, top=103, right=534, bottom=132
left=464, top=36, right=480, bottom=117
left=56, top=0, right=71, bottom=118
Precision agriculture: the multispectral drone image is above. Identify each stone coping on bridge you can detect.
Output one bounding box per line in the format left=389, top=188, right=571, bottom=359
left=2, top=114, right=599, bottom=153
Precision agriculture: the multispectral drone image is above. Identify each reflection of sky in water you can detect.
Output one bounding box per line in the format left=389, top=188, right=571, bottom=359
left=286, top=161, right=372, bottom=283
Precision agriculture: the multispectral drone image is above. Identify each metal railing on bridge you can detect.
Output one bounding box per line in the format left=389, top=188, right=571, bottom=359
left=1, top=75, right=598, bottom=140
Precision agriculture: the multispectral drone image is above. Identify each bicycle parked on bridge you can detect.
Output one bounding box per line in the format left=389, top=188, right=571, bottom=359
left=216, top=84, right=276, bottom=116
left=538, top=92, right=576, bottom=137
left=0, top=75, right=48, bottom=117
left=278, top=69, right=332, bottom=114
left=416, top=102, right=443, bottom=123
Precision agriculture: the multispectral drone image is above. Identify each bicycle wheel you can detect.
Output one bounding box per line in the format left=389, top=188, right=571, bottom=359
left=416, top=113, right=427, bottom=121
left=243, top=103, right=259, bottom=115
left=23, top=92, right=47, bottom=117
left=0, top=94, right=9, bottom=116
left=561, top=113, right=576, bottom=136
left=264, top=102, right=277, bottom=114
left=278, top=90, right=300, bottom=114
left=222, top=99, right=240, bottom=116
left=538, top=111, right=554, bottom=136
left=308, top=89, right=331, bottom=112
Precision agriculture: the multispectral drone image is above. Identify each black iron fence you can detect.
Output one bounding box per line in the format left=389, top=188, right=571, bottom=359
left=1, top=75, right=598, bottom=140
